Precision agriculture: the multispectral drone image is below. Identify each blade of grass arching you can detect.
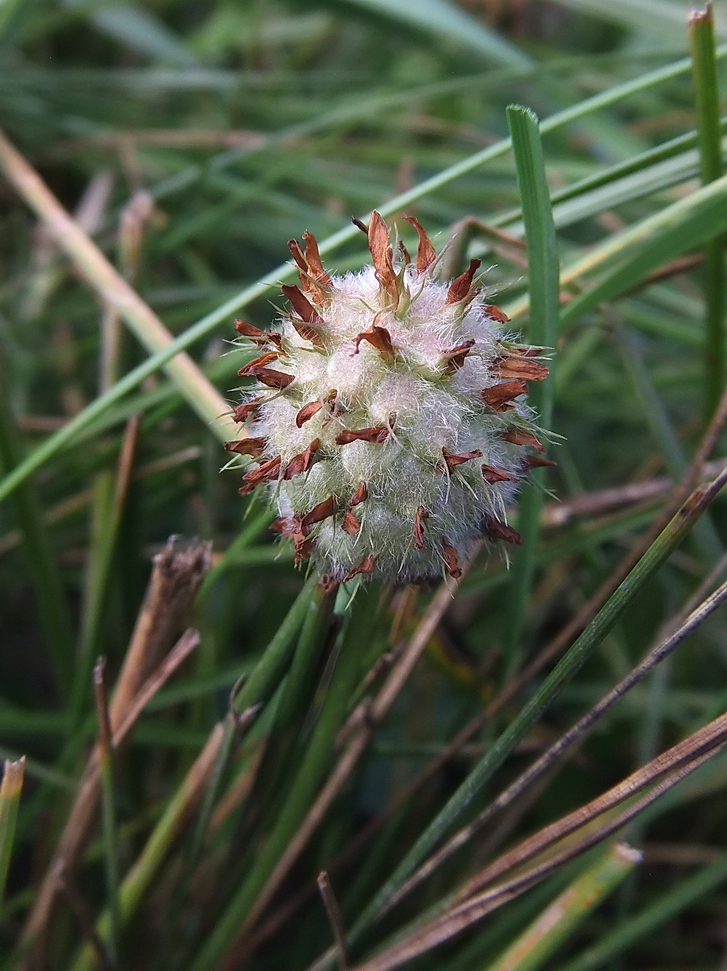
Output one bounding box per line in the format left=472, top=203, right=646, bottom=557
left=0, top=128, right=237, bottom=443
left=4, top=48, right=727, bottom=510
left=0, top=375, right=75, bottom=695
left=690, top=4, right=726, bottom=420
left=70, top=417, right=140, bottom=735
left=93, top=661, right=120, bottom=966
left=188, top=583, right=383, bottom=971
left=482, top=843, right=640, bottom=971
left=336, top=0, right=531, bottom=68
left=502, top=106, right=559, bottom=675
left=0, top=758, right=24, bottom=907
left=553, top=173, right=727, bottom=329
left=342, top=469, right=727, bottom=950
left=557, top=849, right=727, bottom=971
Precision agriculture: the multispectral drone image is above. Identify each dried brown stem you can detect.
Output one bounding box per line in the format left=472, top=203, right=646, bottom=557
left=318, top=872, right=350, bottom=971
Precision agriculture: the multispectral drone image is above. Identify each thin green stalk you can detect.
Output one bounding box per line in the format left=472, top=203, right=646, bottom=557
left=482, top=843, right=639, bottom=971
left=502, top=105, right=559, bottom=674
left=345, top=468, right=727, bottom=950
left=0, top=758, right=24, bottom=908
left=3, top=47, right=727, bottom=508
left=690, top=3, right=726, bottom=420
left=93, top=660, right=120, bottom=966
left=188, top=584, right=381, bottom=971
left=558, top=850, right=727, bottom=971
left=0, top=375, right=75, bottom=695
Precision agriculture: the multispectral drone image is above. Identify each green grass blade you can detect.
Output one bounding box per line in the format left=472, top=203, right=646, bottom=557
left=0, top=758, right=24, bottom=908
left=502, top=105, right=559, bottom=673
left=690, top=4, right=726, bottom=419
left=483, top=843, right=639, bottom=971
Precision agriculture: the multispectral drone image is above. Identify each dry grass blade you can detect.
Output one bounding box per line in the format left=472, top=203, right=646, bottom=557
left=20, top=537, right=209, bottom=954
left=318, top=872, right=349, bottom=971
left=351, top=714, right=727, bottom=971
left=385, top=574, right=727, bottom=910
left=0, top=128, right=237, bottom=440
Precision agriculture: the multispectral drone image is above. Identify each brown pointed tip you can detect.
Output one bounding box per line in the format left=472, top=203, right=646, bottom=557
left=235, top=319, right=267, bottom=341
left=280, top=284, right=324, bottom=325
left=442, top=447, right=483, bottom=473
left=482, top=514, right=523, bottom=546
left=343, top=554, right=376, bottom=582
left=238, top=350, right=281, bottom=377
left=296, top=400, right=323, bottom=427
left=402, top=214, right=437, bottom=274
left=503, top=428, right=547, bottom=453
left=336, top=425, right=389, bottom=445
left=414, top=506, right=429, bottom=550
left=483, top=303, right=509, bottom=323
left=367, top=211, right=399, bottom=305
left=342, top=510, right=361, bottom=535
left=283, top=439, right=320, bottom=480
left=440, top=540, right=462, bottom=579
left=446, top=259, right=481, bottom=305
left=482, top=379, right=528, bottom=412
left=353, top=325, right=394, bottom=359
left=248, top=367, right=295, bottom=390
left=349, top=482, right=368, bottom=507
left=232, top=398, right=263, bottom=423
left=442, top=340, right=475, bottom=374
left=481, top=464, right=519, bottom=484
left=301, top=496, right=335, bottom=532
left=224, top=437, right=267, bottom=458
left=302, top=232, right=332, bottom=286
left=524, top=454, right=556, bottom=469
left=239, top=455, right=281, bottom=495
left=498, top=357, right=550, bottom=382
left=352, top=216, right=369, bottom=235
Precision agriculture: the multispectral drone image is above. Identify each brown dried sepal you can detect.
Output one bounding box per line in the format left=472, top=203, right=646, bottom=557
left=238, top=351, right=281, bottom=377
left=402, top=215, right=437, bottom=274
left=482, top=379, right=528, bottom=412
left=497, top=357, right=549, bottom=382
left=283, top=439, right=320, bottom=480
left=482, top=514, right=523, bottom=546
left=367, top=211, right=399, bottom=307
left=281, top=284, right=325, bottom=345
left=481, top=464, right=519, bottom=484
left=503, top=428, right=547, bottom=453
left=296, top=400, right=323, bottom=427
left=235, top=319, right=282, bottom=348
left=524, top=454, right=557, bottom=469
left=336, top=426, right=389, bottom=445
left=442, top=340, right=475, bottom=374
left=414, top=506, right=429, bottom=550
left=318, top=573, right=340, bottom=595
left=224, top=437, right=267, bottom=458
left=446, top=259, right=481, bottom=305
left=353, top=325, right=395, bottom=359
left=349, top=482, right=368, bottom=507
left=343, top=554, right=376, bottom=583
left=294, top=534, right=314, bottom=565
left=342, top=510, right=361, bottom=535
left=440, top=540, right=462, bottom=579
left=352, top=216, right=369, bottom=235
left=441, top=447, right=483, bottom=472
left=232, top=397, right=264, bottom=423
left=239, top=455, right=281, bottom=495
left=301, top=496, right=335, bottom=532
left=483, top=304, right=509, bottom=323
left=288, top=233, right=332, bottom=305
left=249, top=367, right=295, bottom=390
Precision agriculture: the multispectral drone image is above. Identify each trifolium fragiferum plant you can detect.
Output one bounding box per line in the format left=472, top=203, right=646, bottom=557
left=226, top=212, right=551, bottom=585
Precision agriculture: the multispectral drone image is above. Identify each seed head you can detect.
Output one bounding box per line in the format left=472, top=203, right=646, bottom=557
left=229, top=213, right=550, bottom=584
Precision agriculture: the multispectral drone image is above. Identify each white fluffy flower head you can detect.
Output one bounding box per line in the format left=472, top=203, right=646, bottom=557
left=227, top=212, right=550, bottom=584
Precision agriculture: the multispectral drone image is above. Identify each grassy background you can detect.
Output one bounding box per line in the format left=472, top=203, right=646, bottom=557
left=2, top=1, right=727, bottom=970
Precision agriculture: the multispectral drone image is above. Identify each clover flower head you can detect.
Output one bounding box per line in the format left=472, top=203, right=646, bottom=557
left=227, top=212, right=551, bottom=584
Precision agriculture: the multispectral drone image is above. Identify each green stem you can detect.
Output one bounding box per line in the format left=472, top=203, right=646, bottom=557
left=690, top=3, right=726, bottom=420
left=502, top=105, right=559, bottom=674
left=0, top=758, right=24, bottom=908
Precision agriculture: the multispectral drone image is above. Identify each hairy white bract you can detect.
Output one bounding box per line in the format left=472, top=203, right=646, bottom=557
left=227, top=213, right=550, bottom=584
